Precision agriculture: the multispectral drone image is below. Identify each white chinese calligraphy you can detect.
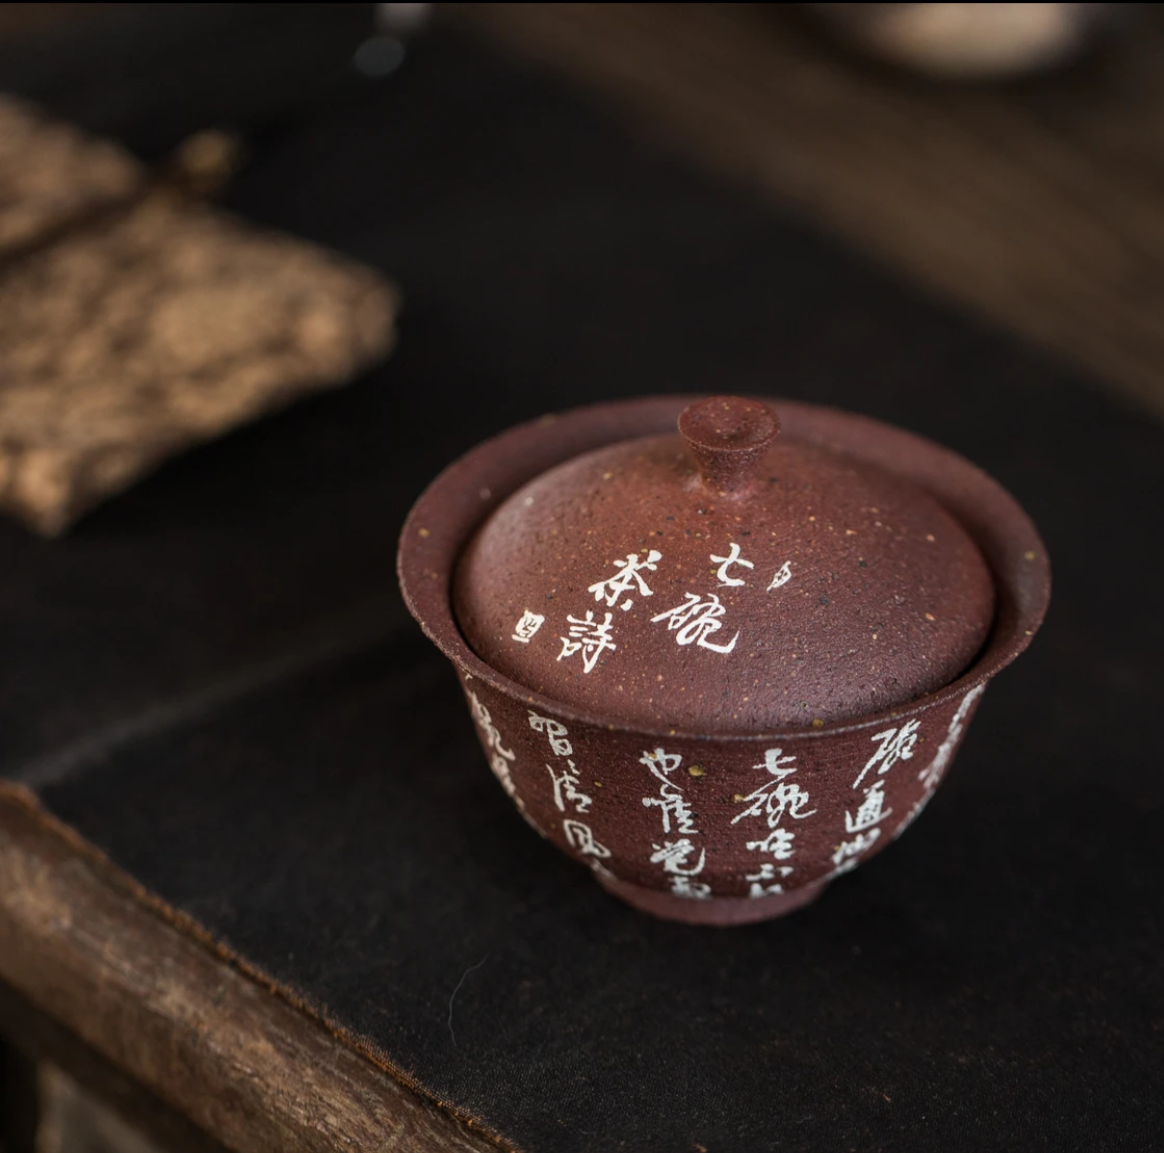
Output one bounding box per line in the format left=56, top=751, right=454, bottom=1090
left=650, top=593, right=739, bottom=654
left=710, top=543, right=754, bottom=587
left=546, top=761, right=592, bottom=814
left=831, top=720, right=924, bottom=876
left=511, top=609, right=545, bottom=643
left=896, top=685, right=986, bottom=839
left=650, top=838, right=706, bottom=876
left=534, top=712, right=611, bottom=865
left=732, top=749, right=815, bottom=893
left=830, top=829, right=880, bottom=874
left=852, top=719, right=921, bottom=789
left=469, top=691, right=513, bottom=760
left=767, top=560, right=793, bottom=591
left=650, top=839, right=710, bottom=900
left=558, top=611, right=616, bottom=673
left=640, top=748, right=699, bottom=835
left=844, top=779, right=892, bottom=834
left=468, top=690, right=520, bottom=807
left=528, top=711, right=573, bottom=757
left=745, top=861, right=793, bottom=899
left=731, top=748, right=815, bottom=825
left=918, top=685, right=984, bottom=792
left=564, top=819, right=611, bottom=859
left=640, top=748, right=711, bottom=898
left=747, top=826, right=796, bottom=860
left=588, top=550, right=662, bottom=610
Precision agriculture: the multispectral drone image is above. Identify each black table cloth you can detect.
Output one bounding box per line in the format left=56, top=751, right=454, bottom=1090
left=0, top=7, right=1160, bottom=1151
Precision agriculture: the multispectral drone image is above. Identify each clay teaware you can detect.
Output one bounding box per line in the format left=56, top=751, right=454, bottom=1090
left=398, top=396, right=1049, bottom=925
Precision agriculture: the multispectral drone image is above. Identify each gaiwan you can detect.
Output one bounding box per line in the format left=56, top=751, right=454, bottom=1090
left=398, top=396, right=1049, bottom=925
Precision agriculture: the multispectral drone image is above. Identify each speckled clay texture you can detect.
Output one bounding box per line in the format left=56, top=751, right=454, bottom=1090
left=455, top=403, right=994, bottom=731
left=398, top=396, right=1049, bottom=924
left=457, top=663, right=985, bottom=923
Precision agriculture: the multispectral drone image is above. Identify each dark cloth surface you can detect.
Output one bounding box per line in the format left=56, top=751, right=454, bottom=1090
left=1, top=7, right=1162, bottom=1152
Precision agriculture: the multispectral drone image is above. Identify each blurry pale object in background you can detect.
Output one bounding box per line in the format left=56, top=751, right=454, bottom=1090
left=377, top=3, right=432, bottom=35
left=807, top=3, right=1123, bottom=79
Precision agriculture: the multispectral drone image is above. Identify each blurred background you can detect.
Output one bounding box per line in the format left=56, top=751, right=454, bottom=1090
left=0, top=5, right=1161, bottom=1153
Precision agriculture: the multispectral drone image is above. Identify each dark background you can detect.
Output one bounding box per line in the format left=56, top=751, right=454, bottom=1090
left=1, top=6, right=1161, bottom=1151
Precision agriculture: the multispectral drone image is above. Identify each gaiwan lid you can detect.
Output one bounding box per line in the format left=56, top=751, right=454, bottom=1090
left=454, top=396, right=994, bottom=733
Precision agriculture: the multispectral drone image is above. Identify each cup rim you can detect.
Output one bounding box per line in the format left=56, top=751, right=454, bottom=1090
left=397, top=394, right=1050, bottom=742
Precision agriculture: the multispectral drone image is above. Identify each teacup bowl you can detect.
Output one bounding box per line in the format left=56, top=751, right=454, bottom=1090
left=398, top=396, right=1049, bottom=925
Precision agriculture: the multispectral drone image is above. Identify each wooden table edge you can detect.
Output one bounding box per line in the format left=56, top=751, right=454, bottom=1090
left=0, top=789, right=507, bottom=1153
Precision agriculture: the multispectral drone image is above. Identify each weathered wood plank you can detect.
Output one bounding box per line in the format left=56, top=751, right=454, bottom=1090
left=0, top=797, right=501, bottom=1153
left=0, top=982, right=232, bottom=1153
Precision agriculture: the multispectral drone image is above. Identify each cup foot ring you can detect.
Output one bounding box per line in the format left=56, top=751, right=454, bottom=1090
left=595, top=872, right=828, bottom=925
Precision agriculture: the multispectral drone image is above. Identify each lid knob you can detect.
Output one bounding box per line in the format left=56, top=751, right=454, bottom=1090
left=678, top=395, right=780, bottom=495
